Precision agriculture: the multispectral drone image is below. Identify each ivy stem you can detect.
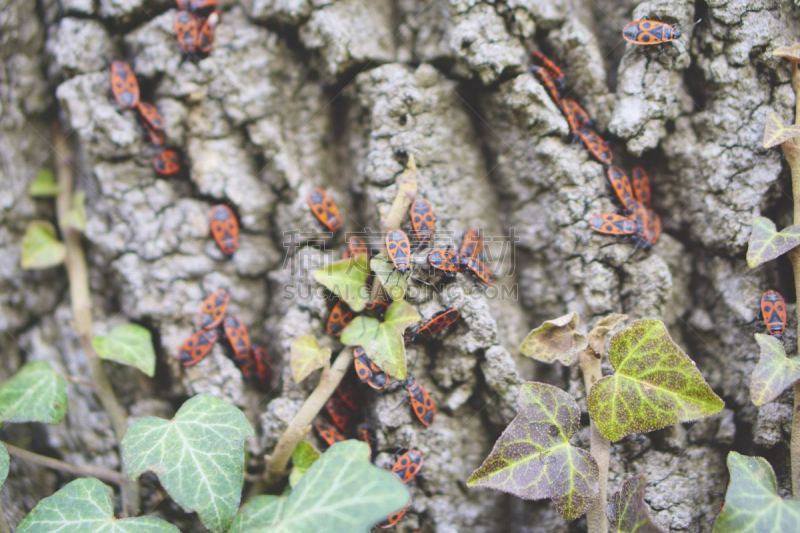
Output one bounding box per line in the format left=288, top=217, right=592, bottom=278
left=53, top=123, right=140, bottom=514
left=783, top=60, right=800, bottom=497
left=3, top=441, right=129, bottom=486
left=263, top=350, right=353, bottom=487
left=0, top=502, right=9, bottom=533
left=578, top=347, right=609, bottom=533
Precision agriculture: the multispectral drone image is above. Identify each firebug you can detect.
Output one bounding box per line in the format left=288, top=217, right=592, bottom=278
left=405, top=376, right=436, bottom=427
left=307, top=187, right=343, bottom=233
left=223, top=315, right=252, bottom=366
left=178, top=329, right=219, bottom=367
left=623, top=20, right=681, bottom=45
left=196, top=288, right=229, bottom=330
left=761, top=290, right=787, bottom=339
left=391, top=449, right=424, bottom=484
left=209, top=204, right=239, bottom=256
left=409, top=198, right=436, bottom=246
left=152, top=149, right=181, bottom=176
left=110, top=61, right=139, bottom=109
left=314, top=419, right=345, bottom=448
left=326, top=300, right=354, bottom=338
left=386, top=229, right=412, bottom=273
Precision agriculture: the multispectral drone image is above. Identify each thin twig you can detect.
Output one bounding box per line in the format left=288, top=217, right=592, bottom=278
left=4, top=442, right=129, bottom=486
left=53, top=123, right=140, bottom=514
left=0, top=500, right=10, bottom=533
left=579, top=345, right=610, bottom=533
left=264, top=350, right=353, bottom=487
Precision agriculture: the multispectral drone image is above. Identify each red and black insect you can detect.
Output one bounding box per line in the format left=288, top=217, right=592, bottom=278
left=364, top=299, right=389, bottom=319
left=427, top=248, right=460, bottom=276
left=561, top=97, right=593, bottom=135
left=576, top=127, right=613, bottom=166
left=196, top=288, right=229, bottom=330
left=411, top=307, right=460, bottom=341
left=353, top=347, right=390, bottom=391
left=405, top=376, right=436, bottom=427
left=334, top=377, right=359, bottom=411
left=145, top=125, right=167, bottom=146
left=386, top=229, right=412, bottom=273
left=307, top=187, right=343, bottom=233
left=326, top=301, right=354, bottom=338
left=110, top=61, right=140, bottom=109
left=631, top=166, right=651, bottom=207
left=178, top=329, right=219, bottom=367
left=209, top=204, right=239, bottom=256
left=391, top=449, right=424, bottom=484
left=761, top=290, right=787, bottom=339
left=530, top=65, right=562, bottom=107
left=324, top=396, right=354, bottom=433
left=379, top=508, right=409, bottom=529
left=464, top=257, right=494, bottom=286
left=251, top=344, right=272, bottom=386
left=588, top=213, right=637, bottom=237
left=409, top=198, right=436, bottom=246
left=623, top=20, right=681, bottom=45
left=356, top=422, right=377, bottom=457
left=153, top=149, right=181, bottom=176
left=459, top=228, right=484, bottom=265
left=223, top=315, right=252, bottom=366
left=531, top=50, right=566, bottom=90
left=136, top=102, right=165, bottom=132
left=174, top=10, right=200, bottom=54
left=342, top=235, right=369, bottom=258
left=314, top=419, right=345, bottom=448
left=189, top=0, right=218, bottom=14
left=606, top=166, right=635, bottom=210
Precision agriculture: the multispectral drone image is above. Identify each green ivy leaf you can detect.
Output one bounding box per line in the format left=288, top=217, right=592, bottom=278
left=0, top=443, right=8, bottom=490
left=17, top=477, right=178, bottom=532
left=313, top=255, right=370, bottom=312
left=289, top=441, right=321, bottom=488
left=122, top=394, right=254, bottom=533
left=746, top=216, right=800, bottom=268
left=0, top=361, right=67, bottom=424
left=65, top=191, right=87, bottom=232
left=230, top=441, right=409, bottom=533
left=290, top=335, right=331, bottom=383
left=339, top=300, right=420, bottom=379
left=92, top=323, right=156, bottom=377
left=713, top=452, right=800, bottom=532
left=370, top=254, right=410, bottom=301
left=467, top=382, right=599, bottom=521
left=750, top=333, right=800, bottom=406
left=587, top=319, right=724, bottom=442
left=763, top=110, right=800, bottom=149
left=21, top=221, right=66, bottom=270
left=519, top=312, right=587, bottom=365
left=607, top=475, right=664, bottom=533
left=29, top=169, right=59, bottom=197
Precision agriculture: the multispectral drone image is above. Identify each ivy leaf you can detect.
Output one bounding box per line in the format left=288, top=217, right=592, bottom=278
left=229, top=441, right=409, bottom=533
left=750, top=333, right=800, bottom=406
left=587, top=319, right=724, bottom=442
left=370, top=254, right=410, bottom=301
left=0, top=361, right=67, bottom=424
left=17, top=477, right=178, bottom=532
left=122, top=394, right=254, bottom=533
left=29, top=169, right=59, bottom=197
left=773, top=44, right=800, bottom=61
left=289, top=441, right=321, bottom=488
left=763, top=110, right=800, bottom=149
left=746, top=216, right=800, bottom=268
left=313, top=255, right=370, bottom=312
left=290, top=335, right=331, bottom=383
left=713, top=452, right=800, bottom=532
left=607, top=475, right=664, bottom=533
left=587, top=313, right=628, bottom=356
left=20, top=221, right=66, bottom=270
left=519, top=312, right=587, bottom=365
left=340, top=300, right=420, bottom=379
left=65, top=191, right=87, bottom=232
left=92, top=323, right=156, bottom=377
left=0, top=443, right=8, bottom=490
left=467, top=382, right=599, bottom=521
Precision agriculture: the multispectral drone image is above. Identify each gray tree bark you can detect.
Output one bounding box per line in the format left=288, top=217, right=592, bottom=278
left=1, top=0, right=796, bottom=531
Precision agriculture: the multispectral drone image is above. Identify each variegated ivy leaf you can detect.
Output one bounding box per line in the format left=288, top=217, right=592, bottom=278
left=28, top=169, right=59, bottom=197
left=17, top=477, right=178, bottom=532
left=763, top=110, right=800, bottom=149
left=467, top=382, right=599, bottom=521
left=587, top=313, right=628, bottom=356
left=290, top=335, right=331, bottom=383
left=313, top=255, right=370, bottom=312
left=746, top=216, right=800, bottom=269
left=20, top=221, right=66, bottom=270
left=713, top=452, right=800, bottom=532
left=587, top=319, right=724, bottom=442
left=519, top=312, right=587, bottom=365
left=607, top=475, right=664, bottom=533
left=750, top=333, right=800, bottom=406
left=92, top=323, right=156, bottom=377
left=0, top=361, right=67, bottom=424
left=289, top=441, right=321, bottom=488
left=122, top=394, right=254, bottom=532
left=340, top=300, right=420, bottom=379
left=65, top=191, right=87, bottom=232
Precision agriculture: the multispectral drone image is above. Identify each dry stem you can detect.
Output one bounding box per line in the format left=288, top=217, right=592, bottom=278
left=579, top=344, right=609, bottom=533
left=4, top=441, right=128, bottom=486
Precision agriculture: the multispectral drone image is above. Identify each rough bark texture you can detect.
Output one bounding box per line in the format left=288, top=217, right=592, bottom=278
left=1, top=0, right=798, bottom=531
